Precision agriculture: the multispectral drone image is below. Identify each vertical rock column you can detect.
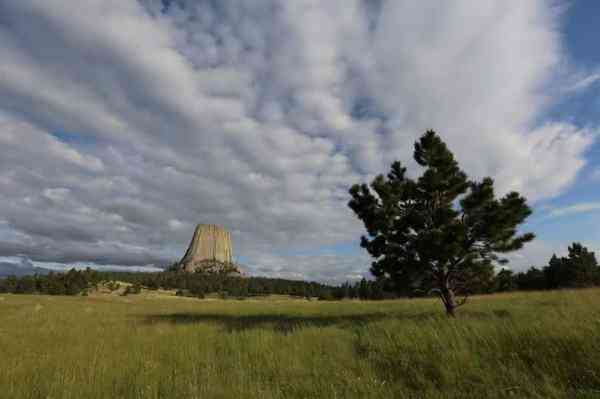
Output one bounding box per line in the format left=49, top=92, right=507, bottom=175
left=180, top=224, right=233, bottom=269
left=215, top=227, right=231, bottom=263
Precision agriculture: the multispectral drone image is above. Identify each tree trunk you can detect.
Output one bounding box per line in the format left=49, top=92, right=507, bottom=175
left=441, top=286, right=457, bottom=317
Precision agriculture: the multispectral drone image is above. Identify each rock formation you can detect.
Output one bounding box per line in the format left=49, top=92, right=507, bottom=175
left=179, top=224, right=242, bottom=275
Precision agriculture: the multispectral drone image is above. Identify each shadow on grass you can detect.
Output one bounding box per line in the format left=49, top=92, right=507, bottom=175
left=140, top=307, right=513, bottom=334
left=140, top=311, right=440, bottom=334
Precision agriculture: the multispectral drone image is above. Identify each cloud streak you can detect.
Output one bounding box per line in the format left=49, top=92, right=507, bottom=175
left=565, top=72, right=600, bottom=93
left=546, top=202, right=600, bottom=219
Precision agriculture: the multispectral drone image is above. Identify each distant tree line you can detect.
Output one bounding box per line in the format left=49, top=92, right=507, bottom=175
left=1, top=242, right=598, bottom=299
left=0, top=268, right=338, bottom=299
left=0, top=268, right=97, bottom=296
left=491, top=243, right=600, bottom=292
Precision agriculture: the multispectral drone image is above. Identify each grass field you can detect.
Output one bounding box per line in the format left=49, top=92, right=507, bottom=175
left=1, top=289, right=600, bottom=399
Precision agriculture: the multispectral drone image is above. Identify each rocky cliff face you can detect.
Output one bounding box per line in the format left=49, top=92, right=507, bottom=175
left=179, top=224, right=241, bottom=275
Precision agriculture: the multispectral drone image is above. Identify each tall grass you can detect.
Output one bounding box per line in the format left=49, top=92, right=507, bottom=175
left=1, top=290, right=599, bottom=398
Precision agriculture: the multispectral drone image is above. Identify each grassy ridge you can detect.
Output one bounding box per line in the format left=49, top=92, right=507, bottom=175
left=1, top=290, right=599, bottom=398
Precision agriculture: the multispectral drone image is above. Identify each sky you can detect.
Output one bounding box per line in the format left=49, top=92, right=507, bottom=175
left=0, top=0, right=599, bottom=283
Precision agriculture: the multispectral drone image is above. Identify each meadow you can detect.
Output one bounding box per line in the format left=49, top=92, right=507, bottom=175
left=1, top=289, right=600, bottom=399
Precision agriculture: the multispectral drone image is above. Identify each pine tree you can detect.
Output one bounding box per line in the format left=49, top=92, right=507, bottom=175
left=563, top=243, right=599, bottom=287
left=349, top=130, right=534, bottom=316
left=495, top=269, right=516, bottom=292
left=544, top=254, right=563, bottom=289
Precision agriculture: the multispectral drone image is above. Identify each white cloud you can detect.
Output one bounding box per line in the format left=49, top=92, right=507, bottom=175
left=504, top=239, right=561, bottom=271
left=0, top=122, right=104, bottom=172
left=0, top=0, right=595, bottom=280
left=243, top=250, right=372, bottom=284
left=42, top=188, right=71, bottom=203
left=546, top=202, right=600, bottom=218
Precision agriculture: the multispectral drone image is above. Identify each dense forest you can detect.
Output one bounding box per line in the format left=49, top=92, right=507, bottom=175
left=1, top=242, right=598, bottom=299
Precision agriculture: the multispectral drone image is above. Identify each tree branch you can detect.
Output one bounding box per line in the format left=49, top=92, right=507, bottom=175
left=429, top=288, right=448, bottom=308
